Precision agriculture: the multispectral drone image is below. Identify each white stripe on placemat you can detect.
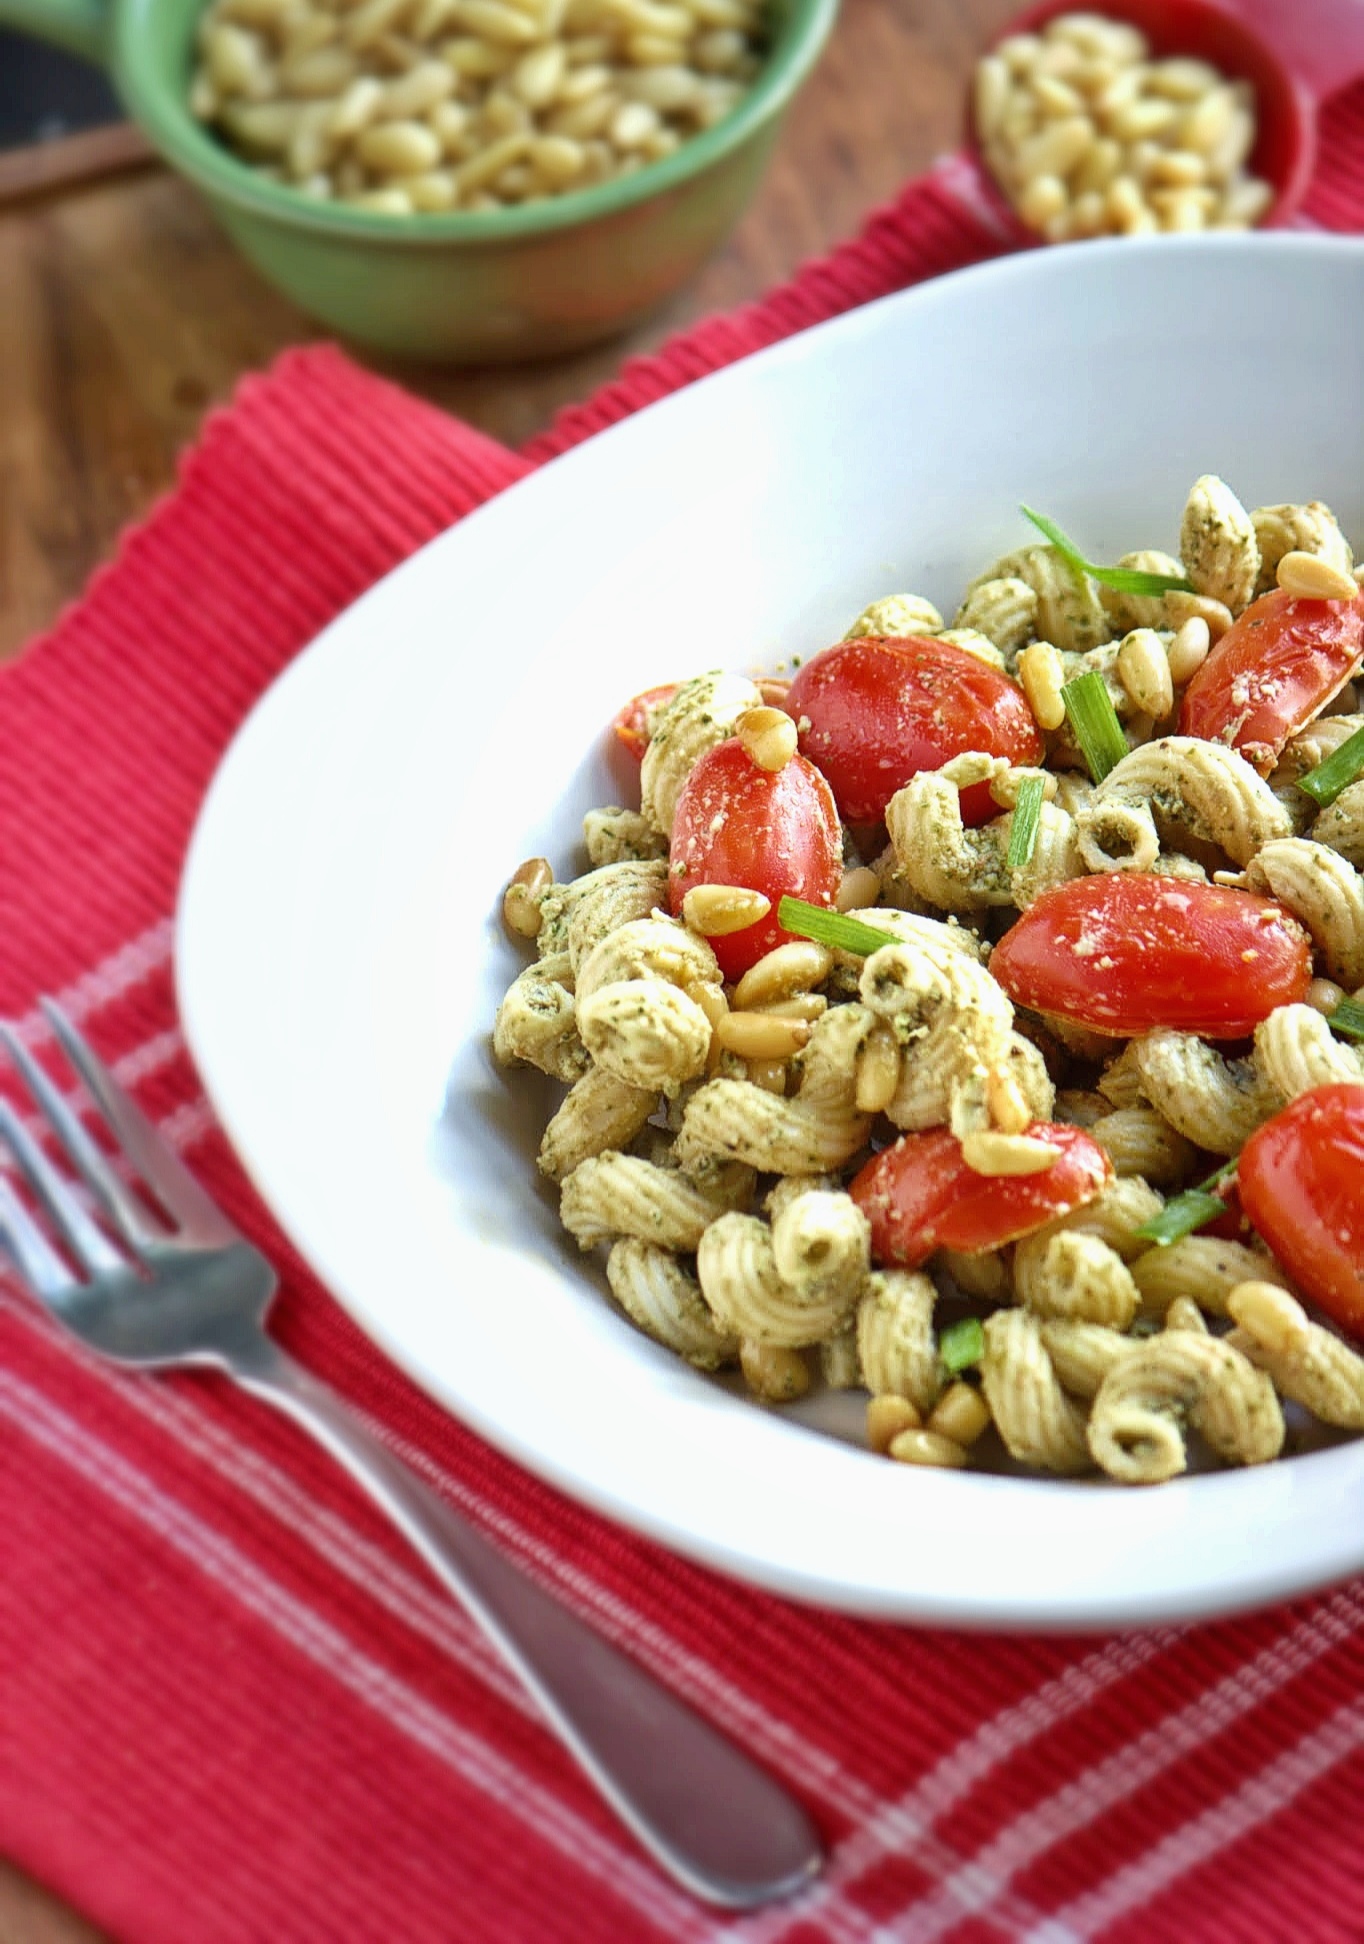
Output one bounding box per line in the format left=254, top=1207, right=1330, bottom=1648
left=1023, top=1696, right=1364, bottom=1943
left=861, top=1583, right=1364, bottom=1944
left=0, top=1364, right=717, bottom=1942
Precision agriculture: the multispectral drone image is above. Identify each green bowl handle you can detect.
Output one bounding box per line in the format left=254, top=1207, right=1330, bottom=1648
left=0, top=0, right=109, bottom=63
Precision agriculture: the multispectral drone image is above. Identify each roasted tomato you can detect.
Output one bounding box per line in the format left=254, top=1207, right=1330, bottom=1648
left=989, top=874, right=1312, bottom=1039
left=1238, top=1084, right=1364, bottom=1339
left=1179, top=588, right=1364, bottom=773
left=611, top=682, right=680, bottom=762
left=669, top=738, right=842, bottom=979
left=784, top=636, right=1043, bottom=825
left=850, top=1124, right=1112, bottom=1268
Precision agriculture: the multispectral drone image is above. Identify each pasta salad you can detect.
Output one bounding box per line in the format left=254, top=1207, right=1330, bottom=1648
left=494, top=476, right=1364, bottom=1485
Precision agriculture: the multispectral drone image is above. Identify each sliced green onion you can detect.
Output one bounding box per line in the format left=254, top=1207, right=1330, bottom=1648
left=1133, top=1159, right=1237, bottom=1247
left=777, top=896, right=894, bottom=957
left=1061, top=671, right=1130, bottom=783
left=1297, top=722, right=1364, bottom=809
left=939, top=1317, right=984, bottom=1375
left=1021, top=506, right=1194, bottom=596
left=1005, top=773, right=1047, bottom=870
left=1329, top=996, right=1364, bottom=1042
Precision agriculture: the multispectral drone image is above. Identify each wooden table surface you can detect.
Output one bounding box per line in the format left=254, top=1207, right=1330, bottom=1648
left=0, top=0, right=1012, bottom=1933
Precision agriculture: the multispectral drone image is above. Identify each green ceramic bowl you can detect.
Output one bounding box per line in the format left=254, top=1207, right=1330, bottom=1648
left=0, top=0, right=837, bottom=360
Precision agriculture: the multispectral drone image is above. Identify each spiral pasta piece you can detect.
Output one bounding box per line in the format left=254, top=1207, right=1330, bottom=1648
left=770, top=1188, right=871, bottom=1309
left=538, top=1065, right=658, bottom=1184
left=560, top=1151, right=753, bottom=1251
left=1013, top=1229, right=1140, bottom=1329
left=697, top=1212, right=861, bottom=1346
left=1130, top=1235, right=1289, bottom=1317
left=1133, top=1029, right=1283, bottom=1154
left=1227, top=1282, right=1364, bottom=1429
left=577, top=977, right=713, bottom=1092
left=1076, top=737, right=1291, bottom=871
left=1180, top=473, right=1259, bottom=614
left=493, top=954, right=590, bottom=1083
left=981, top=1310, right=1091, bottom=1475
left=640, top=669, right=762, bottom=836
left=1088, top=1332, right=1283, bottom=1484
left=1039, top=1320, right=1145, bottom=1400
left=575, top=917, right=721, bottom=1006
left=605, top=1238, right=738, bottom=1370
left=1311, top=780, right=1364, bottom=870
left=673, top=1003, right=876, bottom=1174
left=1088, top=1107, right=1198, bottom=1187
left=1245, top=838, right=1364, bottom=988
left=1254, top=1003, right=1364, bottom=1100
left=855, top=1270, right=938, bottom=1412
left=859, top=936, right=1014, bottom=1134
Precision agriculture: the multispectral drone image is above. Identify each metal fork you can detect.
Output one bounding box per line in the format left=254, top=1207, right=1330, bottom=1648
left=0, top=999, right=821, bottom=1909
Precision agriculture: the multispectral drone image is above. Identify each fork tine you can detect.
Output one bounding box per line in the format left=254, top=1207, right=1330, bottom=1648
left=40, top=1001, right=240, bottom=1247
left=0, top=1022, right=167, bottom=1251
left=0, top=1100, right=128, bottom=1280
left=0, top=1171, right=78, bottom=1299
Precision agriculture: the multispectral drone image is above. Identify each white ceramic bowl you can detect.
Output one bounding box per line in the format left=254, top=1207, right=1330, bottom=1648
left=178, top=233, right=1364, bottom=1629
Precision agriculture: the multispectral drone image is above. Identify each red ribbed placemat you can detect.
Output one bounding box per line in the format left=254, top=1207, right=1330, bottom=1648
left=3, top=121, right=1364, bottom=1944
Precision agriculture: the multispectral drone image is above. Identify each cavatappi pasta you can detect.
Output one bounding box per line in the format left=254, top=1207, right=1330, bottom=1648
left=494, top=475, right=1364, bottom=1485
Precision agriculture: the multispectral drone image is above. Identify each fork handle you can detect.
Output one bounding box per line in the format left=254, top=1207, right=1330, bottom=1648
left=226, top=1334, right=821, bottom=1909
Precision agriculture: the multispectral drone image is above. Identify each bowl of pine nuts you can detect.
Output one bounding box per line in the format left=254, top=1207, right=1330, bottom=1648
left=969, top=1, right=1316, bottom=244
left=0, top=0, right=835, bottom=361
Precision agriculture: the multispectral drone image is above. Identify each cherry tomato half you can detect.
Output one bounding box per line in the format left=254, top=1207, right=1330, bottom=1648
left=1179, top=588, right=1364, bottom=773
left=850, top=1124, right=1112, bottom=1268
left=785, top=636, right=1043, bottom=825
left=669, top=739, right=842, bottom=979
left=1238, top=1084, right=1364, bottom=1340
left=611, top=682, right=680, bottom=762
left=988, top=874, right=1312, bottom=1039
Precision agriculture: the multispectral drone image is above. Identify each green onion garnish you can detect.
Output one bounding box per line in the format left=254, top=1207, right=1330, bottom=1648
left=1297, top=722, right=1364, bottom=809
left=776, top=896, right=896, bottom=957
left=1005, top=773, right=1047, bottom=870
left=1061, top=671, right=1130, bottom=783
left=1329, top=997, right=1364, bottom=1042
left=1021, top=506, right=1194, bottom=597
left=939, top=1317, right=984, bottom=1375
left=1133, top=1159, right=1237, bottom=1246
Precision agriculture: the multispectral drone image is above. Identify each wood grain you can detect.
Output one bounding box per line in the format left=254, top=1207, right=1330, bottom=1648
left=0, top=0, right=1014, bottom=1935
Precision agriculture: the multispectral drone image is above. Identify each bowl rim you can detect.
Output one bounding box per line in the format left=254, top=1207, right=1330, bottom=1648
left=112, top=0, right=840, bottom=245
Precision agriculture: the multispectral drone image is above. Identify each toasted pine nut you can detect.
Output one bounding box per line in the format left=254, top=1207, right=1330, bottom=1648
left=716, top=1011, right=812, bottom=1061
left=348, top=185, right=416, bottom=211
left=1163, top=590, right=1234, bottom=640
left=510, top=38, right=565, bottom=103
left=973, top=53, right=1010, bottom=141
left=888, top=1428, right=969, bottom=1469
left=731, top=941, right=831, bottom=1009
left=1017, top=641, right=1067, bottom=731
left=681, top=883, right=770, bottom=937
left=1017, top=114, right=1092, bottom=180
left=1226, top=1280, right=1309, bottom=1355
left=380, top=55, right=454, bottom=113
left=502, top=856, right=552, bottom=936
left=1166, top=614, right=1211, bottom=684
left=758, top=994, right=828, bottom=1023
left=1276, top=551, right=1360, bottom=603
left=854, top=1021, right=901, bottom=1114
left=1116, top=627, right=1174, bottom=719
left=740, top=1341, right=809, bottom=1401
left=960, top=1130, right=1061, bottom=1176
left=356, top=117, right=442, bottom=172
left=528, top=132, right=586, bottom=180
left=867, top=1393, right=922, bottom=1453
left=1307, top=977, right=1347, bottom=1016
left=1017, top=172, right=1067, bottom=228
left=742, top=1059, right=786, bottom=1093
left=986, top=1067, right=1032, bottom=1136
left=927, top=1383, right=991, bottom=1447
left=735, top=705, right=798, bottom=773
left=835, top=866, right=881, bottom=913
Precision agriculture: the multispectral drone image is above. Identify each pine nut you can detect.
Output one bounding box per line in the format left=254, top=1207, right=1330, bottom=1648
left=609, top=97, right=659, bottom=146
left=1017, top=172, right=1067, bottom=228
left=927, top=1383, right=991, bottom=1447
left=348, top=185, right=415, bottom=211
left=744, top=1059, right=788, bottom=1095
left=1017, top=641, right=1067, bottom=731
left=1307, top=977, right=1347, bottom=1016
left=716, top=1012, right=812, bottom=1062
left=1166, top=615, right=1210, bottom=684
left=451, top=128, right=532, bottom=189
left=960, top=1130, right=1061, bottom=1176
left=736, top=706, right=797, bottom=773
left=1164, top=591, right=1233, bottom=640
left=356, top=117, right=442, bottom=171
left=681, top=883, right=770, bottom=937
left=986, top=1066, right=1032, bottom=1136
left=502, top=855, right=552, bottom=936
left=1017, top=115, right=1092, bottom=180
left=758, top=994, right=827, bottom=1023
left=732, top=941, right=832, bottom=1010
left=1181, top=83, right=1235, bottom=154
left=887, top=1428, right=969, bottom=1469
left=1226, top=1280, right=1308, bottom=1356
left=406, top=166, right=457, bottom=206
left=835, top=866, right=881, bottom=913
left=740, top=1341, right=810, bottom=1401
left=973, top=53, right=1009, bottom=141
left=854, top=1022, right=901, bottom=1114
left=379, top=55, right=454, bottom=113
left=1116, top=627, right=1174, bottom=719
left=510, top=39, right=565, bottom=103
left=867, top=1393, right=921, bottom=1454
left=1276, top=551, right=1360, bottom=603
left=528, top=132, right=586, bottom=180
left=329, top=73, right=385, bottom=133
